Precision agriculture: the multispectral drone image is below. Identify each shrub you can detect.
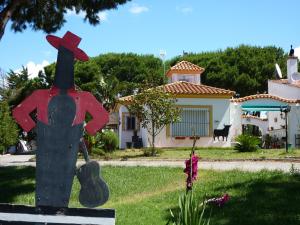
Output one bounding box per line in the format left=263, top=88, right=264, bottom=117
left=100, top=130, right=119, bottom=152
left=0, top=100, right=18, bottom=154
left=167, top=192, right=210, bottom=225
left=142, top=147, right=162, bottom=157
left=91, top=147, right=106, bottom=156
left=234, top=134, right=260, bottom=152
left=290, top=164, right=300, bottom=177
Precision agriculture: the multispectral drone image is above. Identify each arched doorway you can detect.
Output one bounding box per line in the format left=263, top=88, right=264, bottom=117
left=231, top=94, right=295, bottom=150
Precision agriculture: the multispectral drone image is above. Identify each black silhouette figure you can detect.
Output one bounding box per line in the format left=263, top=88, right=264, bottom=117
left=213, top=125, right=231, bottom=141
left=289, top=45, right=294, bottom=57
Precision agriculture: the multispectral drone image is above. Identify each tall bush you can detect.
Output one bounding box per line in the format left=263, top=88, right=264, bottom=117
left=0, top=100, right=18, bottom=153
left=100, top=130, right=119, bottom=152
left=234, top=134, right=260, bottom=152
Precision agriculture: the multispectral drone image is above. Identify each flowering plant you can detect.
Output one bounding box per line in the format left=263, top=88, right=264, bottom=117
left=206, top=193, right=230, bottom=207
left=167, top=192, right=210, bottom=225
left=183, top=152, right=199, bottom=190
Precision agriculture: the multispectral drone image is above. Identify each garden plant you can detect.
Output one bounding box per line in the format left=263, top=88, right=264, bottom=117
left=234, top=134, right=260, bottom=152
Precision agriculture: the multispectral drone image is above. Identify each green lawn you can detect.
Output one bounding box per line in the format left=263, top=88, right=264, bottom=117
left=1, top=166, right=300, bottom=225
left=92, top=148, right=300, bottom=161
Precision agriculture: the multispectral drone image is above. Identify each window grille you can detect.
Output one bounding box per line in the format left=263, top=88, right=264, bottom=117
left=171, top=108, right=210, bottom=136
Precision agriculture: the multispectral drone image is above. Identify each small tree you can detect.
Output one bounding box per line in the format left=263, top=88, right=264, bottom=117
left=0, top=100, right=18, bottom=153
left=128, top=87, right=180, bottom=156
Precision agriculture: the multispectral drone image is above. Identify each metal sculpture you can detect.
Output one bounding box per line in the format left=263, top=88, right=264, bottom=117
left=213, top=125, right=231, bottom=141
left=12, top=31, right=109, bottom=208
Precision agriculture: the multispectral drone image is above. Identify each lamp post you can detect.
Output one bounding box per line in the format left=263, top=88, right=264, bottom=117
left=159, top=50, right=166, bottom=76
left=280, top=106, right=291, bottom=153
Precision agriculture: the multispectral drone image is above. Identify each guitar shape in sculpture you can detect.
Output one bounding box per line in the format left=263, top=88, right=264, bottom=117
left=77, top=139, right=109, bottom=208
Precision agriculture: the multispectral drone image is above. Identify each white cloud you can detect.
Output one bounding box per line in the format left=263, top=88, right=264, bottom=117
left=98, top=11, right=108, bottom=21
left=15, top=60, right=50, bottom=79
left=129, top=4, right=149, bottom=14
left=176, top=6, right=193, bottom=14
left=66, top=8, right=108, bottom=21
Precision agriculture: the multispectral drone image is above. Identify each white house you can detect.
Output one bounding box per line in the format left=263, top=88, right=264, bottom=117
left=115, top=61, right=235, bottom=149
left=230, top=54, right=300, bottom=148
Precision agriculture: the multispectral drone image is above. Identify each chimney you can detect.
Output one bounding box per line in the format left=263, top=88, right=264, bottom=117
left=287, top=56, right=298, bottom=83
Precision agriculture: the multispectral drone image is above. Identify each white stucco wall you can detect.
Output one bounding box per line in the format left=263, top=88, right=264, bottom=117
left=118, top=98, right=232, bottom=148
left=268, top=81, right=300, bottom=99
left=230, top=98, right=300, bottom=148
left=145, top=98, right=232, bottom=148
left=230, top=102, right=242, bottom=140
left=288, top=105, right=300, bottom=147
left=171, top=73, right=201, bottom=84
left=268, top=79, right=300, bottom=147
left=268, top=111, right=285, bottom=130
left=118, top=105, right=144, bottom=149
left=241, top=117, right=268, bottom=135
left=230, top=98, right=288, bottom=138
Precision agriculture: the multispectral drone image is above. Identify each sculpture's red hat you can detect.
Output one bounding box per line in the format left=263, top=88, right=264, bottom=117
left=46, top=31, right=89, bottom=61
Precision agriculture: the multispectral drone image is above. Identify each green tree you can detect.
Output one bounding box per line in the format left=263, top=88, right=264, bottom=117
left=167, top=45, right=287, bottom=96
left=128, top=87, right=180, bottom=156
left=43, top=53, right=166, bottom=106
left=94, top=76, right=120, bottom=111
left=94, top=53, right=165, bottom=96
left=3, top=67, right=46, bottom=106
left=0, top=100, right=18, bottom=153
left=0, top=0, right=130, bottom=41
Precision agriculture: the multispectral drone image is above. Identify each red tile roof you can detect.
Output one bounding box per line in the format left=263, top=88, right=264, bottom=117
left=231, top=94, right=300, bottom=103
left=166, top=61, right=205, bottom=77
left=163, top=81, right=235, bottom=95
left=118, top=95, right=134, bottom=103
left=118, top=81, right=235, bottom=103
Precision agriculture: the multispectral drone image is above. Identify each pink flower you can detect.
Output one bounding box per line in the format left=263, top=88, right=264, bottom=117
left=184, top=153, right=199, bottom=189
left=207, top=193, right=230, bottom=207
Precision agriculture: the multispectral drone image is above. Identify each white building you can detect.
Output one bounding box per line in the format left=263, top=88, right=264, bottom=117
left=115, top=61, right=235, bottom=149
left=231, top=55, right=300, bottom=148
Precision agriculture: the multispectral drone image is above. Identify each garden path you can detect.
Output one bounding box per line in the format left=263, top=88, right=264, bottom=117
left=0, top=155, right=300, bottom=173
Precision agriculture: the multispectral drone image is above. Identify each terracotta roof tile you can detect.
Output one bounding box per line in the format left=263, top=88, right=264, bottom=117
left=231, top=94, right=300, bottom=103
left=118, top=95, right=134, bottom=103
left=166, top=61, right=205, bottom=77
left=163, top=81, right=234, bottom=95
left=118, top=81, right=235, bottom=103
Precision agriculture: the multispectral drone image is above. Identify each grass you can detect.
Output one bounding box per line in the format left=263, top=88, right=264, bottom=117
left=0, top=166, right=300, bottom=225
left=91, top=147, right=300, bottom=161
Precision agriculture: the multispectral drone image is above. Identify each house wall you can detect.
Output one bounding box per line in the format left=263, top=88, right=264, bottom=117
left=141, top=97, right=232, bottom=148
left=241, top=117, right=268, bottom=135
left=267, top=111, right=285, bottom=130
left=268, top=80, right=300, bottom=147
left=171, top=73, right=201, bottom=84
left=230, top=102, right=242, bottom=140
left=118, top=105, right=144, bottom=149
left=230, top=98, right=300, bottom=148
left=230, top=98, right=287, bottom=138
left=268, top=81, right=300, bottom=99
left=288, top=105, right=300, bottom=147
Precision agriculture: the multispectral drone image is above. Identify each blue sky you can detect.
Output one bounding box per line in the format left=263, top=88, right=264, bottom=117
left=1, top=0, right=300, bottom=76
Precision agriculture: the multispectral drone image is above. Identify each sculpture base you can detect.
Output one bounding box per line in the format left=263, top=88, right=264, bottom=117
left=0, top=203, right=115, bottom=225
